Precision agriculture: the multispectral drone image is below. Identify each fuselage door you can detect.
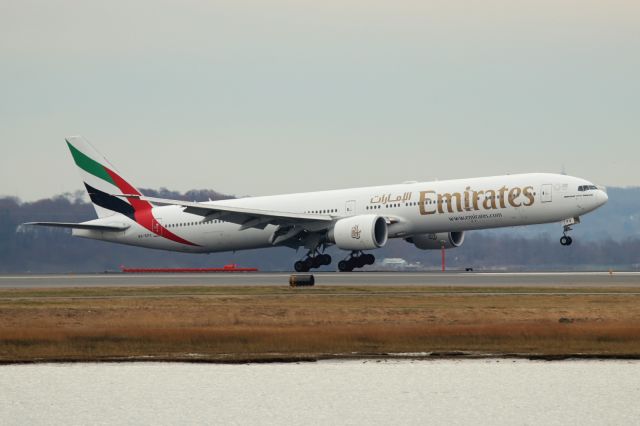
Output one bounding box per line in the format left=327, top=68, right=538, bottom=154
left=345, top=200, right=356, bottom=216
left=541, top=184, right=552, bottom=203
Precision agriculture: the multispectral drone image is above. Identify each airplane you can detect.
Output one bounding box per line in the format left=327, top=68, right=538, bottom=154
left=24, top=136, right=608, bottom=272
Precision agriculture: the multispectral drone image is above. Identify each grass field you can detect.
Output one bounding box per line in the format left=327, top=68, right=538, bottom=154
left=1, top=285, right=640, bottom=362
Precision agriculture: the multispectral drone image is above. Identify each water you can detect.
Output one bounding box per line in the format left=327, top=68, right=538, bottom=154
left=1, top=359, right=639, bottom=425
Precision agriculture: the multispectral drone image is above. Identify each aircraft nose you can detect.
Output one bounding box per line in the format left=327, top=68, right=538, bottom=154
left=597, top=189, right=608, bottom=206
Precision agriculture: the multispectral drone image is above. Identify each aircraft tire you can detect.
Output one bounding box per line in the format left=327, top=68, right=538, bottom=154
left=338, top=260, right=352, bottom=272
left=294, top=261, right=309, bottom=273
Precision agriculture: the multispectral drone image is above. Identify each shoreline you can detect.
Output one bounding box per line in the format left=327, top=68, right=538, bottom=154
left=3, top=352, right=640, bottom=365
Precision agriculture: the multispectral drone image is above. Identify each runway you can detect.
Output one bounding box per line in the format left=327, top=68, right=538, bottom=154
left=0, top=271, right=638, bottom=288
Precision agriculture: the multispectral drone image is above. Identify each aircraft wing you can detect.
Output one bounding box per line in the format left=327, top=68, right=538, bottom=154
left=123, top=195, right=335, bottom=246
left=22, top=222, right=130, bottom=232
left=139, top=196, right=332, bottom=223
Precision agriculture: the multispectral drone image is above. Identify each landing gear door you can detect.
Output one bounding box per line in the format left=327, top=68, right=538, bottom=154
left=541, top=184, right=552, bottom=203
left=345, top=200, right=356, bottom=216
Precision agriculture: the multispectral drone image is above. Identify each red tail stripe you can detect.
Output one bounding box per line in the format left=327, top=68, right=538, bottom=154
left=104, top=168, right=199, bottom=247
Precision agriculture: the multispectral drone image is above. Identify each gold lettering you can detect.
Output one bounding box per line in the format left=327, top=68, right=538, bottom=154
left=420, top=186, right=535, bottom=215
left=522, top=186, right=535, bottom=206
left=438, top=192, right=463, bottom=214
left=464, top=187, right=473, bottom=211
left=472, top=190, right=484, bottom=210
left=419, top=191, right=436, bottom=215
left=483, top=190, right=497, bottom=210
left=498, top=186, right=508, bottom=209
left=508, top=187, right=522, bottom=208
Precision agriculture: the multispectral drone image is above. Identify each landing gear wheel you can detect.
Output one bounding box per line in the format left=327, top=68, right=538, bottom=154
left=338, top=260, right=353, bottom=272
left=293, top=249, right=333, bottom=273
left=338, top=251, right=375, bottom=272
left=560, top=236, right=573, bottom=246
left=311, top=256, right=323, bottom=269
left=294, top=261, right=309, bottom=273
left=320, top=254, right=332, bottom=266
left=303, top=258, right=313, bottom=270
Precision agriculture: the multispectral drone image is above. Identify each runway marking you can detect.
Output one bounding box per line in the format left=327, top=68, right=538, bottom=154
left=0, top=272, right=638, bottom=289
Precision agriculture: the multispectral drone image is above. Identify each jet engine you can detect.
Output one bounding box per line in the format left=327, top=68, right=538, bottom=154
left=405, top=232, right=465, bottom=250
left=328, top=215, right=388, bottom=250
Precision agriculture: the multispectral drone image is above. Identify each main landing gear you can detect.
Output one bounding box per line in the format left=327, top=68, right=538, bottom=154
left=294, top=251, right=332, bottom=273
left=338, top=251, right=375, bottom=272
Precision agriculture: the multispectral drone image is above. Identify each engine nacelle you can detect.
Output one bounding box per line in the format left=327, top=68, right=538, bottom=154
left=328, top=215, right=388, bottom=250
left=406, top=232, right=465, bottom=250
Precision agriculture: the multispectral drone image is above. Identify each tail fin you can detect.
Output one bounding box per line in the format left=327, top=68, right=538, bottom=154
left=66, top=136, right=150, bottom=219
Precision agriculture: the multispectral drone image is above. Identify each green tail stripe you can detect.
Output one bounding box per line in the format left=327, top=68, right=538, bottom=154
left=66, top=141, right=116, bottom=186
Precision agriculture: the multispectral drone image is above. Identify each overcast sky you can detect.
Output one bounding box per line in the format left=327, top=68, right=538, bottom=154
left=1, top=0, right=639, bottom=200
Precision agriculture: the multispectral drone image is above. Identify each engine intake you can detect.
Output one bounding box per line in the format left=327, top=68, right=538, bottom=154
left=328, top=215, right=388, bottom=250
left=406, top=232, right=465, bottom=250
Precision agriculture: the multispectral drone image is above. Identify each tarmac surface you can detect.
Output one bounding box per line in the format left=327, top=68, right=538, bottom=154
left=0, top=271, right=638, bottom=288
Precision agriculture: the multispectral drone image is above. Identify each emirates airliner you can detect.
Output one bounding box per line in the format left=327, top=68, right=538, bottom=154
left=25, top=137, right=608, bottom=272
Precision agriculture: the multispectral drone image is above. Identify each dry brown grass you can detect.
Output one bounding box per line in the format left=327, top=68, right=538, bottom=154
left=1, top=286, right=640, bottom=361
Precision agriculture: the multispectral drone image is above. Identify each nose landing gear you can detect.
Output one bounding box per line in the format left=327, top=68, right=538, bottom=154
left=560, top=224, right=573, bottom=246
left=337, top=251, right=375, bottom=272
left=294, top=251, right=332, bottom=272
left=560, top=217, right=579, bottom=246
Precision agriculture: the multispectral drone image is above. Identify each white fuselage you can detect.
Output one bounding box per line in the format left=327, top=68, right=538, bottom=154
left=73, top=173, right=608, bottom=253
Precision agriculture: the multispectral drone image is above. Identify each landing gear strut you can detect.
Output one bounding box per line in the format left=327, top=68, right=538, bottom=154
left=337, top=251, right=375, bottom=272
left=294, top=251, right=332, bottom=272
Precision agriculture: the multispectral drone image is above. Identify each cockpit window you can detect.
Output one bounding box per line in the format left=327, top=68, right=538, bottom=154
left=578, top=185, right=598, bottom=192
left=578, top=186, right=584, bottom=191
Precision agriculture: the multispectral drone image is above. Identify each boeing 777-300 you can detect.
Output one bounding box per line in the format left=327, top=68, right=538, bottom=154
left=24, top=137, right=608, bottom=272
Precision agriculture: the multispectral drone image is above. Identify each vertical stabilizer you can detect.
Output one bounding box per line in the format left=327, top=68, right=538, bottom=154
left=65, top=136, right=148, bottom=219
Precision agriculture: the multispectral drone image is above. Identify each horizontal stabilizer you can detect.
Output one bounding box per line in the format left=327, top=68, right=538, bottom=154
left=22, top=222, right=130, bottom=232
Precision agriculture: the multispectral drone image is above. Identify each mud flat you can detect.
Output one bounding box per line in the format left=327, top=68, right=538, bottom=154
left=1, top=285, right=640, bottom=363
